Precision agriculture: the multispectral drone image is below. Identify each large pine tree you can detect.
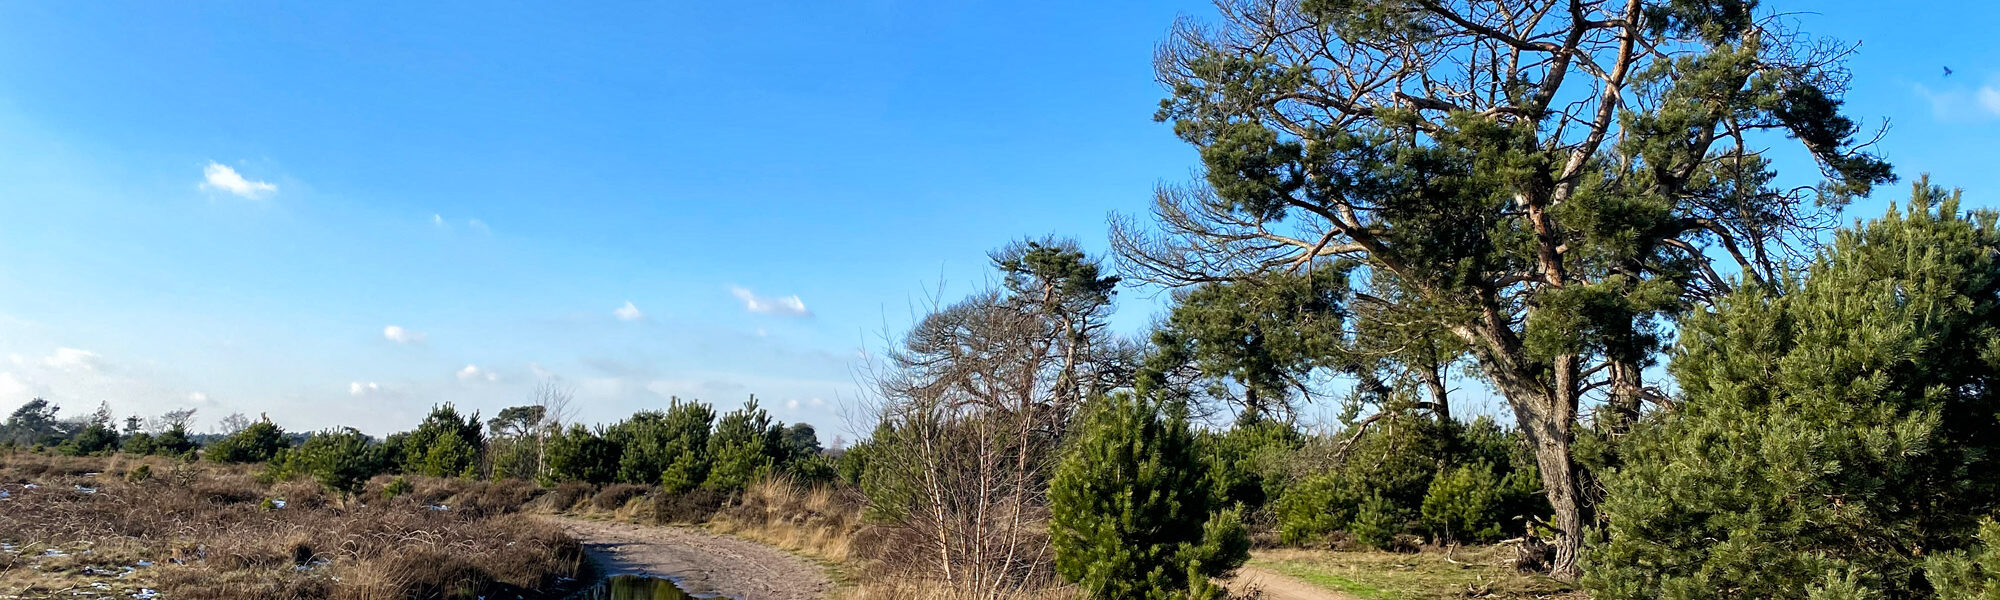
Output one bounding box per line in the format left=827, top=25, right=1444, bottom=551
left=1115, top=0, right=1896, bottom=576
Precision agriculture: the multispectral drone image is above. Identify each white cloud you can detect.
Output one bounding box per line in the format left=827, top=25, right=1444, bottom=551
left=529, top=362, right=558, bottom=381
left=187, top=392, right=210, bottom=403
left=42, top=348, right=102, bottom=371
left=349, top=381, right=381, bottom=396
left=614, top=301, right=645, bottom=321
left=1916, top=82, right=2000, bottom=120
left=786, top=398, right=800, bottom=410
left=200, top=162, right=277, bottom=199
left=0, top=372, right=33, bottom=400
left=383, top=325, right=425, bottom=344
left=433, top=215, right=489, bottom=233
left=457, top=364, right=498, bottom=382
left=729, top=286, right=811, bottom=317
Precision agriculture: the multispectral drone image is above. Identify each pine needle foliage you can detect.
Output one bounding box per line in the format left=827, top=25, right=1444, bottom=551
left=1051, top=393, right=1250, bottom=599
left=1587, top=179, right=2000, bottom=599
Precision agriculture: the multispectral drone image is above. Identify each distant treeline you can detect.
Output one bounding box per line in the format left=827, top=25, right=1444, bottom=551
left=0, top=391, right=838, bottom=500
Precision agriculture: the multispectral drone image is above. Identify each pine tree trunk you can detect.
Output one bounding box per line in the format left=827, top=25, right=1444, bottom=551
left=1527, top=417, right=1585, bottom=581
left=1417, top=363, right=1450, bottom=422
left=1466, top=320, right=1586, bottom=581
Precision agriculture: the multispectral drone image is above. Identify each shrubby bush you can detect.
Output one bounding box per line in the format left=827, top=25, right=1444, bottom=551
left=1274, top=410, right=1448, bottom=548
left=382, top=475, right=414, bottom=499
left=120, top=423, right=198, bottom=459
left=1199, top=412, right=1301, bottom=516
left=485, top=436, right=540, bottom=481
left=543, top=424, right=619, bottom=485
left=274, top=427, right=385, bottom=495
left=418, top=434, right=479, bottom=479
left=785, top=453, right=838, bottom=484
left=607, top=400, right=712, bottom=488
left=1419, top=463, right=1503, bottom=543
left=1348, top=493, right=1405, bottom=550
left=207, top=419, right=289, bottom=464
left=834, top=438, right=872, bottom=486
left=123, top=432, right=155, bottom=455
left=703, top=399, right=782, bottom=494
left=58, top=421, right=119, bottom=456
left=1052, top=393, right=1249, bottom=599
left=1270, top=410, right=1545, bottom=549
left=152, top=424, right=198, bottom=457
left=400, top=404, right=483, bottom=478
left=535, top=397, right=827, bottom=495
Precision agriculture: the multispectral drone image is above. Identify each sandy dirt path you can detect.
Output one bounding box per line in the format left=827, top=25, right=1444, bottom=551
left=1221, top=564, right=1364, bottom=600
left=547, top=516, right=833, bottom=600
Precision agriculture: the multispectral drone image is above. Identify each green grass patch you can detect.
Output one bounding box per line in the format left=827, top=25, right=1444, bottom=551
left=1248, top=547, right=1580, bottom=600
left=1258, top=560, right=1391, bottom=598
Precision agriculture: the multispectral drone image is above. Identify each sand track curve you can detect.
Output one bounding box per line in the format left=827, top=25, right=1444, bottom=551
left=548, top=517, right=833, bottom=600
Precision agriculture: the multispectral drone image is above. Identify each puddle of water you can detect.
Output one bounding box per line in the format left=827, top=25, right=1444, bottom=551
left=571, top=574, right=707, bottom=600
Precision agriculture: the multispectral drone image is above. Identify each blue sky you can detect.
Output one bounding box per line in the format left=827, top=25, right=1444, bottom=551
left=0, top=1, right=1993, bottom=439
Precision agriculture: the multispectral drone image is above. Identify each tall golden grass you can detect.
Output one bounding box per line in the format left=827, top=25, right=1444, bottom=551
left=705, top=476, right=1077, bottom=600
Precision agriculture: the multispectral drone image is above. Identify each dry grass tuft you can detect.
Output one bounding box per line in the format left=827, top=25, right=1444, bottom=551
left=710, top=476, right=865, bottom=562
left=590, top=483, right=651, bottom=512
left=534, top=481, right=593, bottom=513
left=841, top=578, right=1080, bottom=600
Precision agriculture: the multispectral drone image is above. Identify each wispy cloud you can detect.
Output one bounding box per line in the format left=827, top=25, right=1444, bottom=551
left=431, top=214, right=489, bottom=233
left=41, top=347, right=102, bottom=371
left=729, top=286, right=811, bottom=317
left=0, top=372, right=37, bottom=400
left=382, top=325, right=425, bottom=344
left=1916, top=81, right=2000, bottom=120
left=200, top=162, right=278, bottom=199
left=348, top=381, right=381, bottom=396
left=457, top=364, right=498, bottom=382
left=529, top=362, right=559, bottom=381
left=614, top=301, right=645, bottom=321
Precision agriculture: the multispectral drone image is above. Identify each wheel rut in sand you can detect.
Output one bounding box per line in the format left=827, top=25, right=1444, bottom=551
left=548, top=516, right=833, bottom=600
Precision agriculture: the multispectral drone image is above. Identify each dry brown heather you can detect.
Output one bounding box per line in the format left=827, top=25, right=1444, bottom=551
left=0, top=452, right=586, bottom=600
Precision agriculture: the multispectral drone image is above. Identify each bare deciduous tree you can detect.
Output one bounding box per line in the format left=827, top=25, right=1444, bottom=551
left=532, top=379, right=576, bottom=479
left=215, top=412, right=250, bottom=436
left=859, top=239, right=1131, bottom=598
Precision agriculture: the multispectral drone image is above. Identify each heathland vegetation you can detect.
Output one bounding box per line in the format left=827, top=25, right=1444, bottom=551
left=7, top=1, right=1999, bottom=599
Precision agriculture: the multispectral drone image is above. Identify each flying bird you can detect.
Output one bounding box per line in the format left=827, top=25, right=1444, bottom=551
left=1944, top=66, right=1954, bottom=77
